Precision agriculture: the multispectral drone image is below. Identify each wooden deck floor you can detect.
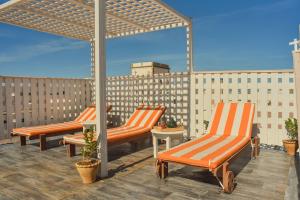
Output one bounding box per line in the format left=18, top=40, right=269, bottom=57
left=0, top=138, right=293, bottom=200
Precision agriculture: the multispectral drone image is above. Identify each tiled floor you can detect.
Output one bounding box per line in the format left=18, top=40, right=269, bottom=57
left=0, top=138, right=293, bottom=200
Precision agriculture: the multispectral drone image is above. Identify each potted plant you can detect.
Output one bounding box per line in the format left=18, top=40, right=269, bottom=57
left=283, top=118, right=299, bottom=156
left=75, top=128, right=100, bottom=184
left=167, top=117, right=177, bottom=128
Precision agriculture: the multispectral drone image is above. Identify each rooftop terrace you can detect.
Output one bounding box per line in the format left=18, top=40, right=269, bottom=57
left=0, top=138, right=298, bottom=200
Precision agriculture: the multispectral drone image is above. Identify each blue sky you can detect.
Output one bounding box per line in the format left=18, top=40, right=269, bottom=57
left=0, top=0, right=299, bottom=78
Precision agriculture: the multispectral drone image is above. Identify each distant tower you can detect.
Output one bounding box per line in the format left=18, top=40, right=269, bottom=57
left=131, top=62, right=170, bottom=76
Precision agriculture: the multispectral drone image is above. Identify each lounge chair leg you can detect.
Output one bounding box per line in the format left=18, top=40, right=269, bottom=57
left=130, top=141, right=138, bottom=151
left=20, top=136, right=26, bottom=146
left=40, top=134, right=47, bottom=151
left=67, top=144, right=76, bottom=157
left=162, top=162, right=168, bottom=178
left=254, top=136, right=260, bottom=157
left=156, top=160, right=168, bottom=179
left=222, top=162, right=235, bottom=194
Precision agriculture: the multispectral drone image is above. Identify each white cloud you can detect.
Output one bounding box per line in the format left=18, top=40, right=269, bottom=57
left=194, top=0, right=296, bottom=25
left=0, top=38, right=87, bottom=63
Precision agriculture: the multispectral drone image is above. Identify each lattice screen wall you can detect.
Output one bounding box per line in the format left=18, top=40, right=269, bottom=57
left=1, top=70, right=296, bottom=146
left=106, top=72, right=189, bottom=127
left=0, top=76, right=92, bottom=139
left=190, top=70, right=296, bottom=146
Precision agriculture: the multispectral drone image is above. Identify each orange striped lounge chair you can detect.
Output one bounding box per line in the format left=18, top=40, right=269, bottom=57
left=156, top=102, right=259, bottom=193
left=63, top=105, right=166, bottom=157
left=12, top=105, right=112, bottom=151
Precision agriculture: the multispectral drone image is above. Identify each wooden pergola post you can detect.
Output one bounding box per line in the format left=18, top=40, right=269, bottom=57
left=187, top=22, right=194, bottom=138
left=95, top=0, right=108, bottom=177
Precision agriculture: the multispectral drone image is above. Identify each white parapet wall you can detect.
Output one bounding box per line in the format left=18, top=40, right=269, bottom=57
left=0, top=69, right=296, bottom=146
left=107, top=70, right=296, bottom=146
left=0, top=76, right=92, bottom=139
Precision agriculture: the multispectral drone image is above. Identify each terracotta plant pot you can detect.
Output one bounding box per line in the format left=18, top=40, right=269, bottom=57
left=75, top=159, right=100, bottom=184
left=282, top=140, right=299, bottom=156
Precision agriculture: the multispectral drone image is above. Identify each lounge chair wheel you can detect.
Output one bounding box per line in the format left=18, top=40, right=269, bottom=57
left=224, top=171, right=235, bottom=194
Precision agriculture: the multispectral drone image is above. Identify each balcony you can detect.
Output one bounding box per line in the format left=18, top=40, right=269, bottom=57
left=0, top=0, right=299, bottom=199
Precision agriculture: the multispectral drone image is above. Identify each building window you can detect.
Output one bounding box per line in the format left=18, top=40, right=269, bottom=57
left=257, top=78, right=261, bottom=83
left=196, top=110, right=198, bottom=115
left=278, top=102, right=282, bottom=106
left=247, top=78, right=251, bottom=83
left=238, top=89, right=241, bottom=94
left=268, top=78, right=272, bottom=83
left=196, top=89, right=199, bottom=94
left=229, top=78, right=232, bottom=84
left=268, top=112, right=272, bottom=118
left=203, top=78, right=206, bottom=84
left=229, top=89, right=232, bottom=94
left=195, top=79, right=198, bottom=84
left=278, top=124, right=282, bottom=129
left=289, top=112, right=294, bottom=118
left=257, top=111, right=261, bottom=117
left=278, top=78, right=282, bottom=83
left=289, top=102, right=294, bottom=107
left=220, top=78, right=223, bottom=83
left=212, top=78, right=215, bottom=83
left=247, top=89, right=251, bottom=94
left=212, top=89, right=215, bottom=94
left=267, top=124, right=272, bottom=129
left=221, top=89, right=224, bottom=94
left=267, top=89, right=271, bottom=94
left=238, top=78, right=241, bottom=83
left=195, top=100, right=198, bottom=104
left=267, top=101, right=271, bottom=106
left=278, top=112, right=282, bottom=118
left=289, top=78, right=294, bottom=83
left=289, top=89, right=294, bottom=94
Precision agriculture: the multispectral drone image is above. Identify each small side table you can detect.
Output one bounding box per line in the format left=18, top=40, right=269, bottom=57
left=151, top=128, right=185, bottom=158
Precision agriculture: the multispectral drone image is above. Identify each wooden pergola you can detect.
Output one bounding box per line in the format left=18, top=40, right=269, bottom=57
left=0, top=0, right=193, bottom=177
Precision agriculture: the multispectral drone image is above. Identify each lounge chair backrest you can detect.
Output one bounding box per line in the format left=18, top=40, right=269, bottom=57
left=74, top=106, right=96, bottom=122
left=74, top=105, right=112, bottom=123
left=207, top=102, right=255, bottom=138
left=125, top=105, right=166, bottom=128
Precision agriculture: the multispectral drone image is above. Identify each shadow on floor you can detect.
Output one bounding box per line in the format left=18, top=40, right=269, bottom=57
left=295, top=153, right=300, bottom=199
left=168, top=144, right=252, bottom=188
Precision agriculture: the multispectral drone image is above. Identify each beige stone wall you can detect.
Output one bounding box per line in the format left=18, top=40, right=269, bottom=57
left=190, top=70, right=296, bottom=146
left=131, top=62, right=170, bottom=76
left=292, top=51, right=300, bottom=145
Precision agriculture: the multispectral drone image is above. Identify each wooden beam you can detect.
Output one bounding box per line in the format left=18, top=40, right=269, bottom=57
left=95, top=0, right=108, bottom=178
left=70, top=0, right=149, bottom=30
left=17, top=5, right=117, bottom=37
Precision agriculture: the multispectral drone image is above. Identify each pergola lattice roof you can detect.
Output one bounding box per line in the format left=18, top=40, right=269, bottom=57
left=0, top=0, right=191, bottom=40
